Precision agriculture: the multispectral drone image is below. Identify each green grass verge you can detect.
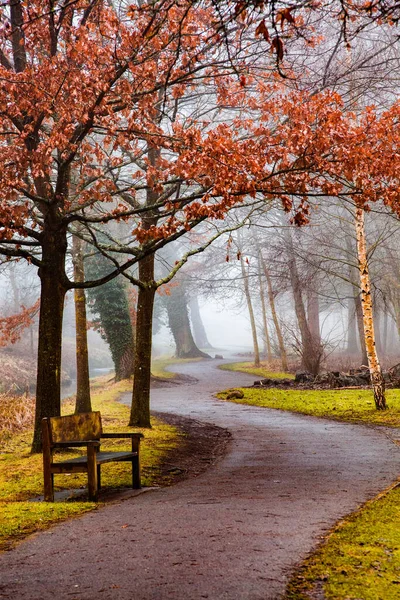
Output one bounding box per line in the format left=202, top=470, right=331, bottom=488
left=151, top=356, right=203, bottom=379
left=219, top=361, right=294, bottom=380
left=218, top=385, right=400, bottom=598
left=286, top=483, right=400, bottom=600
left=217, top=386, right=400, bottom=428
left=0, top=377, right=183, bottom=552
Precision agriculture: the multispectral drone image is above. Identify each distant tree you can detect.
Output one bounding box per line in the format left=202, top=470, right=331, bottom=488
left=86, top=254, right=135, bottom=382
left=163, top=280, right=211, bottom=359
left=189, top=295, right=213, bottom=351
left=237, top=238, right=261, bottom=367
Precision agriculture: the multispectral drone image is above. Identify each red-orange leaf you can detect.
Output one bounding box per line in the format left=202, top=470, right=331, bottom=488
left=255, top=19, right=270, bottom=42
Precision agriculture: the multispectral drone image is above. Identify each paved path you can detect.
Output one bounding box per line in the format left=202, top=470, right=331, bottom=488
left=1, top=359, right=399, bottom=600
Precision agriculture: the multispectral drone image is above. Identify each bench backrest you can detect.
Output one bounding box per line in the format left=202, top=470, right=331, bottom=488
left=47, top=411, right=103, bottom=444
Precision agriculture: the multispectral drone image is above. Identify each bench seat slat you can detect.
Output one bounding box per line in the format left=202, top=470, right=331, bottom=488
left=52, top=451, right=137, bottom=468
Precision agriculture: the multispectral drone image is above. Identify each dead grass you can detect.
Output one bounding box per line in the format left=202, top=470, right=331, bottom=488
left=0, top=394, right=35, bottom=444
left=0, top=352, right=37, bottom=394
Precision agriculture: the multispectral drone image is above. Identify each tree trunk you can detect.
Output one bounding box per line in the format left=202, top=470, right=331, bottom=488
left=307, top=288, right=321, bottom=347
left=189, top=295, right=213, bottom=349
left=32, top=228, right=68, bottom=452
left=346, top=296, right=359, bottom=354
left=258, top=265, right=272, bottom=361
left=72, top=235, right=91, bottom=414
left=354, top=292, right=368, bottom=365
left=130, top=253, right=156, bottom=428
left=354, top=207, right=386, bottom=410
left=286, top=233, right=322, bottom=376
left=260, top=256, right=288, bottom=371
left=346, top=235, right=368, bottom=364
left=373, top=302, right=383, bottom=355
left=165, top=283, right=210, bottom=359
left=382, top=309, right=388, bottom=355
left=130, top=143, right=161, bottom=427
left=391, top=295, right=400, bottom=346
left=9, top=264, right=20, bottom=312
left=240, top=256, right=260, bottom=367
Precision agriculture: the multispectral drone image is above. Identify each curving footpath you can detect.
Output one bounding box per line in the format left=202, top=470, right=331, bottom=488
left=0, top=359, right=399, bottom=600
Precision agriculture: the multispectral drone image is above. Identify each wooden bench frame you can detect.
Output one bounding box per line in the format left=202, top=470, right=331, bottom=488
left=42, top=411, right=143, bottom=502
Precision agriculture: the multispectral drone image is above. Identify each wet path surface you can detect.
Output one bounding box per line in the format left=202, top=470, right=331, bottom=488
left=1, top=359, right=399, bottom=599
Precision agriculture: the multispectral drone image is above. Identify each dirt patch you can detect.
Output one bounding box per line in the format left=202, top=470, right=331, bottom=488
left=148, top=411, right=231, bottom=486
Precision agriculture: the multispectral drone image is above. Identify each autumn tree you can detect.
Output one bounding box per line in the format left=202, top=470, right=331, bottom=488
left=3, top=0, right=400, bottom=450
left=1, top=0, right=300, bottom=448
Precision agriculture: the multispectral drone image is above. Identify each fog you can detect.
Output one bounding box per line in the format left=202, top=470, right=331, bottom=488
left=0, top=194, right=399, bottom=399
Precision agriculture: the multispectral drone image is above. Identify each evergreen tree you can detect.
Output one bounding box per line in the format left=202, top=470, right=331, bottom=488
left=86, top=254, right=135, bottom=381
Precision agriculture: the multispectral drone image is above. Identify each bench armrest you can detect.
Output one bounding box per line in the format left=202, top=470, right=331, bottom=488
left=52, top=440, right=101, bottom=448
left=101, top=433, right=144, bottom=439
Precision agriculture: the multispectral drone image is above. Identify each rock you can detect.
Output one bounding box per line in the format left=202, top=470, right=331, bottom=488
left=383, top=372, right=391, bottom=383
left=388, top=363, right=400, bottom=379
left=356, top=371, right=370, bottom=382
left=215, top=354, right=224, bottom=359
left=250, top=366, right=394, bottom=390
left=253, top=378, right=301, bottom=388
left=314, top=372, right=332, bottom=385
left=253, top=378, right=273, bottom=386
left=295, top=371, right=314, bottom=383
left=226, top=389, right=244, bottom=399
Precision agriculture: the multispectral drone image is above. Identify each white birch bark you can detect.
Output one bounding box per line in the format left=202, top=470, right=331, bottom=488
left=355, top=206, right=387, bottom=410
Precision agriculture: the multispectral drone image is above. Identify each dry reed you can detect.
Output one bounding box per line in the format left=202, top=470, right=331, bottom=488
left=0, top=394, right=35, bottom=444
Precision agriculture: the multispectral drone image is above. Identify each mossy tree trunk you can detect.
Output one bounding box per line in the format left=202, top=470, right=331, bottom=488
left=130, top=253, right=156, bottom=428
left=130, top=143, right=161, bottom=427
left=32, top=219, right=68, bottom=453
left=86, top=250, right=135, bottom=381
left=72, top=234, right=92, bottom=414
left=354, top=206, right=386, bottom=410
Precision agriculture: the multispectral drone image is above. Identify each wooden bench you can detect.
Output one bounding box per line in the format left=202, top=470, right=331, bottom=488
left=42, top=411, right=143, bottom=502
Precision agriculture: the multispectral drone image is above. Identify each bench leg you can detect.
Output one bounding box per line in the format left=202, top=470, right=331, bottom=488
left=43, top=450, right=54, bottom=502
left=132, top=455, right=141, bottom=489
left=87, top=446, right=98, bottom=501
left=44, top=471, right=54, bottom=502
left=97, top=464, right=101, bottom=490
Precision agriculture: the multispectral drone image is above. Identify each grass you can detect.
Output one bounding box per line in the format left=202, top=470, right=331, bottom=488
left=286, top=483, right=400, bottom=600
left=219, top=361, right=294, bottom=380
left=0, top=376, right=183, bottom=552
left=217, top=386, right=400, bottom=428
left=218, top=384, right=400, bottom=598
left=151, top=356, right=203, bottom=379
